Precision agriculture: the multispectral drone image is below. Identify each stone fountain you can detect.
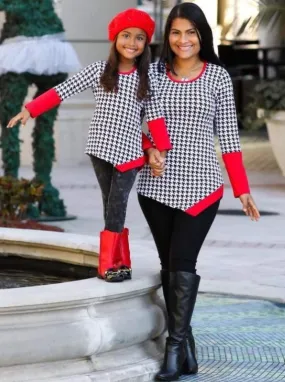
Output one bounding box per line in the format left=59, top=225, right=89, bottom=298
left=0, top=228, right=165, bottom=382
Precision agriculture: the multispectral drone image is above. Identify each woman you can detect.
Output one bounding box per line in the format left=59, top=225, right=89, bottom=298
left=138, top=3, right=260, bottom=381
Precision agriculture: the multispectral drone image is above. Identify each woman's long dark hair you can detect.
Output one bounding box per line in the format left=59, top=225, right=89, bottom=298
left=100, top=41, right=151, bottom=101
left=159, top=2, right=224, bottom=73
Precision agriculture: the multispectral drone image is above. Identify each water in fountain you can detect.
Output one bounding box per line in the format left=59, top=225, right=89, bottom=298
left=0, top=254, right=97, bottom=288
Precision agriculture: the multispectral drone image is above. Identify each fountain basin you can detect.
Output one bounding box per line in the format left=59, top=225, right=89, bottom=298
left=0, top=228, right=165, bottom=382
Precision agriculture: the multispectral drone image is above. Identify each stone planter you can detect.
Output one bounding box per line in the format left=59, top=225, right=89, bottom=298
left=265, top=111, right=285, bottom=176
left=0, top=228, right=165, bottom=382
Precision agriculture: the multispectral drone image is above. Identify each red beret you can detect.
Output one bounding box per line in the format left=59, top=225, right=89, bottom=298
left=108, top=8, right=155, bottom=43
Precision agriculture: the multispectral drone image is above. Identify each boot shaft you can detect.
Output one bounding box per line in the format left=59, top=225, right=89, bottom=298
left=168, top=271, right=200, bottom=343
left=99, top=230, right=121, bottom=275
left=156, top=270, right=200, bottom=380
left=119, top=227, right=131, bottom=268
left=160, top=269, right=170, bottom=315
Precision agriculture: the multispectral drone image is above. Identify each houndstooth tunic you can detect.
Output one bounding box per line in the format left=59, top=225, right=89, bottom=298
left=137, top=62, right=250, bottom=216
left=25, top=61, right=171, bottom=171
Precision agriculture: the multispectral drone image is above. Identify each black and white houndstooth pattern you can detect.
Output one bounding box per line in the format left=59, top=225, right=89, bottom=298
left=137, top=63, right=241, bottom=211
left=55, top=61, right=163, bottom=166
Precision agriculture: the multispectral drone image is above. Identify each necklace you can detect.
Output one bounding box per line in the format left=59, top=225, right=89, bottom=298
left=174, top=62, right=203, bottom=81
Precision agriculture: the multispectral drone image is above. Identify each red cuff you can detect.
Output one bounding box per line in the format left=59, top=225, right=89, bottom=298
left=222, top=152, right=250, bottom=197
left=25, top=88, right=61, bottom=118
left=147, top=118, right=172, bottom=151
left=142, top=133, right=154, bottom=151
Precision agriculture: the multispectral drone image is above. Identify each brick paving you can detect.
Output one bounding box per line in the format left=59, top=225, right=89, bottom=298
left=181, top=294, right=285, bottom=382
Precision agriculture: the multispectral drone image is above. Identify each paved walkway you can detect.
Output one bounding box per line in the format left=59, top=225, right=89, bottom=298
left=184, top=294, right=285, bottom=382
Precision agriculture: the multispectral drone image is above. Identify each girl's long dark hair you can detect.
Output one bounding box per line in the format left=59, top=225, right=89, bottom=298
left=100, top=41, right=151, bottom=101
left=159, top=2, right=224, bottom=73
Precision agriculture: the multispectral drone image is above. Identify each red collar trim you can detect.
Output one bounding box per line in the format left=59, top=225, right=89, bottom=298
left=167, top=61, right=207, bottom=83
left=118, top=67, right=137, bottom=75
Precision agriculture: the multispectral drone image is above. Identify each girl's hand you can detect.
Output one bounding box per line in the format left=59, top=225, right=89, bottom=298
left=7, top=109, right=31, bottom=128
left=151, top=167, right=165, bottom=177
left=146, top=148, right=166, bottom=177
left=239, top=194, right=260, bottom=221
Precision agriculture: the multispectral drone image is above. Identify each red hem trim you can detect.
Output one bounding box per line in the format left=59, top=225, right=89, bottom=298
left=185, top=185, right=224, bottom=216
left=118, top=67, right=136, bottom=75
left=167, top=62, right=207, bottom=83
left=115, top=156, right=146, bottom=172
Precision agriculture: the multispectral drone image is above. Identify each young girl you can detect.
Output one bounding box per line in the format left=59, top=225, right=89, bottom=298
left=139, top=3, right=260, bottom=380
left=7, top=8, right=172, bottom=283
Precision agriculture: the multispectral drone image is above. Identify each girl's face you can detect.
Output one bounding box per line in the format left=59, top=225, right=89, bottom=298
left=169, top=18, right=201, bottom=60
left=116, top=28, right=147, bottom=61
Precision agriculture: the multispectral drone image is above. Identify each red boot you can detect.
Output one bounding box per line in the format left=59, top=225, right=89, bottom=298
left=118, top=228, right=132, bottom=280
left=98, top=230, right=124, bottom=282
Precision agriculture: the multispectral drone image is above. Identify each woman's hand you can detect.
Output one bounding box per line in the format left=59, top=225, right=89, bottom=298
left=7, top=109, right=31, bottom=128
left=146, top=148, right=166, bottom=177
left=239, top=194, right=260, bottom=221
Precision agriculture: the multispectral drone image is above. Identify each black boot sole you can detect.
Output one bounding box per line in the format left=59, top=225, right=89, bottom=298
left=181, top=361, right=198, bottom=375
left=97, top=275, right=124, bottom=282
left=97, top=269, right=124, bottom=282
left=155, top=371, right=181, bottom=381
left=155, top=376, right=180, bottom=381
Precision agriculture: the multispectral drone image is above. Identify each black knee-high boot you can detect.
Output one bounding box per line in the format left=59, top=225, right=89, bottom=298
left=156, top=271, right=200, bottom=381
left=160, top=270, right=200, bottom=375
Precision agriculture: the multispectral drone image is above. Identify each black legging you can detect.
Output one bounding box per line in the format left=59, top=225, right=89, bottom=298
left=90, top=156, right=138, bottom=232
left=138, top=194, right=220, bottom=273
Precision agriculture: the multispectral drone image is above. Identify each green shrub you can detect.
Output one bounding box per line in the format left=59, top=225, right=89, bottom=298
left=243, top=80, right=285, bottom=130
left=0, top=176, right=43, bottom=221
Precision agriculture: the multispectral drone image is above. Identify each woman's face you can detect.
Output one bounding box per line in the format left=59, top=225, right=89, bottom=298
left=169, top=18, right=201, bottom=60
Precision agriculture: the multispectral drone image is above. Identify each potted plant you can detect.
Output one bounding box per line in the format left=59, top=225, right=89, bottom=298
left=243, top=79, right=285, bottom=175
left=231, top=1, right=285, bottom=176
left=234, top=0, right=285, bottom=37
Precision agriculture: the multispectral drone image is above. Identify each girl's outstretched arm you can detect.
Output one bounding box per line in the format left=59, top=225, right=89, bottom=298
left=25, top=62, right=99, bottom=119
